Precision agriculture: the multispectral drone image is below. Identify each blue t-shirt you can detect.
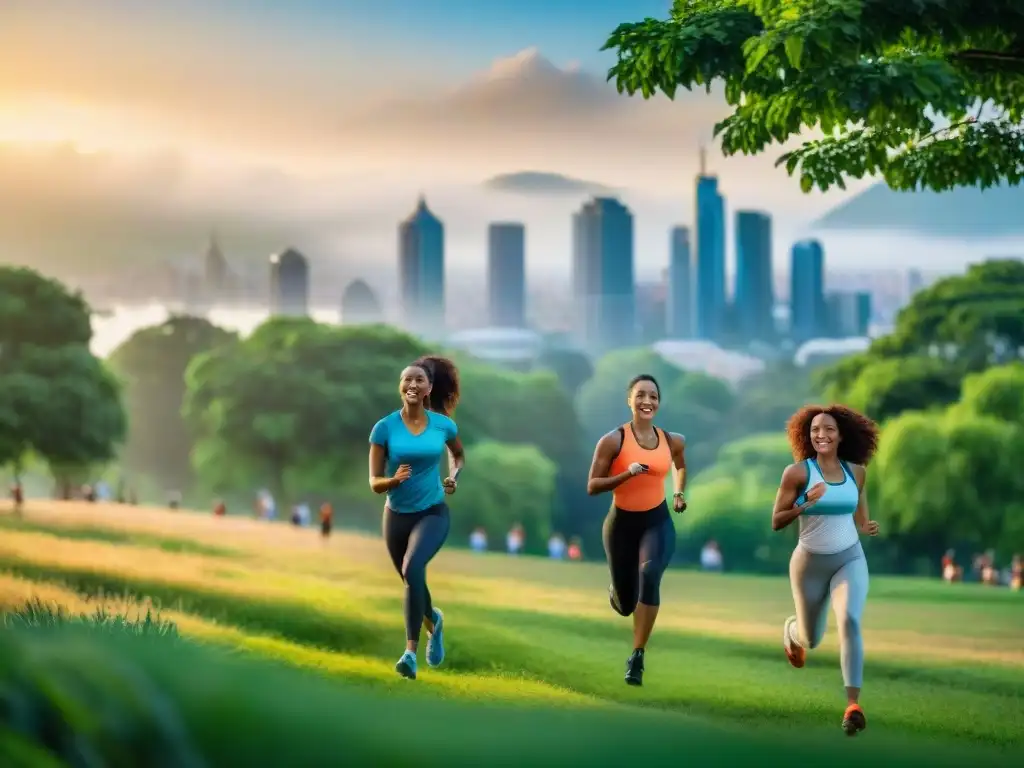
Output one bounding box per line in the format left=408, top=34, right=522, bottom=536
left=369, top=410, right=458, bottom=513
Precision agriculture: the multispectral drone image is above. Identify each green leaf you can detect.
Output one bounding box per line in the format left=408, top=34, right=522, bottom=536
left=784, top=36, right=804, bottom=70
left=799, top=173, right=814, bottom=193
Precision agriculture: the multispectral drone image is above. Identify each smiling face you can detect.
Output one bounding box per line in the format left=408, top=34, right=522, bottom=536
left=399, top=365, right=431, bottom=407
left=809, top=412, right=841, bottom=457
left=628, top=379, right=660, bottom=422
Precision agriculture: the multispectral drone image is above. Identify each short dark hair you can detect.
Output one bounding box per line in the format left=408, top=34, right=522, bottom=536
left=627, top=374, right=660, bottom=397
left=410, top=356, right=460, bottom=416
left=785, top=404, right=879, bottom=465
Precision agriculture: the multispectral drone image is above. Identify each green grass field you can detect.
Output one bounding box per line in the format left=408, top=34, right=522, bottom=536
left=1, top=502, right=1021, bottom=767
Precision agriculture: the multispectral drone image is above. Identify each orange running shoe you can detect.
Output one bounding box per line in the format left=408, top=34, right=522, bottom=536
left=783, top=617, right=806, bottom=668
left=842, top=703, right=867, bottom=736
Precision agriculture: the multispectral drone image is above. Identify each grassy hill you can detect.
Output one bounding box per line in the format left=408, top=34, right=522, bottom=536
left=0, top=503, right=1021, bottom=766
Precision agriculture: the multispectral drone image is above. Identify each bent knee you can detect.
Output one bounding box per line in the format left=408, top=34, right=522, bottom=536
left=611, top=591, right=637, bottom=617
left=400, top=562, right=426, bottom=586
left=798, top=627, right=824, bottom=650
left=839, top=613, right=862, bottom=638
left=638, top=561, right=665, bottom=604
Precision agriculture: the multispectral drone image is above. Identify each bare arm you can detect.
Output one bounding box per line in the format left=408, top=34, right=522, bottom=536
left=446, top=436, right=465, bottom=481
left=587, top=432, right=634, bottom=495
left=668, top=432, right=686, bottom=495
left=368, top=443, right=401, bottom=495
left=851, top=464, right=878, bottom=535
left=772, top=463, right=812, bottom=531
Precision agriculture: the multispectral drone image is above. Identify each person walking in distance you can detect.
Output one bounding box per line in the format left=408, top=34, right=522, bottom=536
left=319, top=502, right=333, bottom=540
left=368, top=356, right=465, bottom=680
left=772, top=404, right=880, bottom=736
left=587, top=374, right=687, bottom=687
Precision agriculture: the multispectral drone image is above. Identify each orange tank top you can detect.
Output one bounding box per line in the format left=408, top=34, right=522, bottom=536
left=609, top=423, right=673, bottom=512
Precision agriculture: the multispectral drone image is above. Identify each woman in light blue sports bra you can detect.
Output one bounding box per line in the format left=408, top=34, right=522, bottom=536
left=771, top=404, right=881, bottom=737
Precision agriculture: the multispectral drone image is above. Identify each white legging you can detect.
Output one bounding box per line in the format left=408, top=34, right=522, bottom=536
left=788, top=541, right=869, bottom=688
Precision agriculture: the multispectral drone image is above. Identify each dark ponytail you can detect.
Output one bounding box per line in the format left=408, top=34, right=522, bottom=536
left=412, top=355, right=460, bottom=416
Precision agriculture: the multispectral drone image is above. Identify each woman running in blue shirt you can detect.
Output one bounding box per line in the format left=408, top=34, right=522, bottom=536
left=772, top=404, right=880, bottom=736
left=368, top=355, right=465, bottom=680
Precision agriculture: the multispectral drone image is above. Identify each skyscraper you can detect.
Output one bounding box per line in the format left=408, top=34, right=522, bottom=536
left=269, top=248, right=309, bottom=316
left=398, top=197, right=445, bottom=334
left=571, top=197, right=636, bottom=352
left=487, top=222, right=526, bottom=328
left=341, top=279, right=383, bottom=325
left=667, top=226, right=691, bottom=338
left=694, top=149, right=726, bottom=341
left=826, top=290, right=872, bottom=337
left=790, top=239, right=826, bottom=341
left=734, top=211, right=774, bottom=341
left=204, top=232, right=228, bottom=298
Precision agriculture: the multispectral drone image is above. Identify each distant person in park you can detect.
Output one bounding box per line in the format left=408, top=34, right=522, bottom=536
left=547, top=533, right=567, bottom=560
left=700, top=539, right=723, bottom=572
left=567, top=536, right=583, bottom=561
left=587, top=373, right=687, bottom=687
left=469, top=526, right=488, bottom=552
left=772, top=404, right=880, bottom=737
left=506, top=523, right=525, bottom=555
left=213, top=500, right=226, bottom=517
left=1010, top=554, right=1022, bottom=591
left=319, top=502, right=333, bottom=539
left=368, top=355, right=465, bottom=681
left=941, top=549, right=962, bottom=583
left=10, top=482, right=23, bottom=515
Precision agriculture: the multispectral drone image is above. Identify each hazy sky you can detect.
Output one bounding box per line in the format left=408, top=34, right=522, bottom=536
left=0, top=0, right=1015, bottom=279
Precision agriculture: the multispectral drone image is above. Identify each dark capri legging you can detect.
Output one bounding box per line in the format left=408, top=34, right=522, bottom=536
left=383, top=502, right=450, bottom=642
left=603, top=500, right=676, bottom=616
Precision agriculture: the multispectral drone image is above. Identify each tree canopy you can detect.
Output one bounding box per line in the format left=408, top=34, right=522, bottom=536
left=817, top=259, right=1024, bottom=414
left=183, top=319, right=428, bottom=503
left=109, top=315, right=238, bottom=491
left=0, top=266, right=125, bottom=487
left=604, top=0, right=1024, bottom=192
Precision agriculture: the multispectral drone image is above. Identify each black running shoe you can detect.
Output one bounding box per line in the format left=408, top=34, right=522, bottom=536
left=842, top=703, right=866, bottom=736
left=624, top=650, right=644, bottom=686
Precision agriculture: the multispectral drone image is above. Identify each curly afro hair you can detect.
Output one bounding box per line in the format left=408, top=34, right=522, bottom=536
left=785, top=404, right=879, bottom=466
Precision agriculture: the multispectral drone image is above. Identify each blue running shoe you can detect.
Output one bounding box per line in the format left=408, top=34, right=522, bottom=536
left=426, top=607, right=445, bottom=668
left=395, top=650, right=417, bottom=680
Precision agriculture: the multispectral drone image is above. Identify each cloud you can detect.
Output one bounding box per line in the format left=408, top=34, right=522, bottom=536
left=0, top=144, right=403, bottom=277
left=340, top=49, right=729, bottom=173
left=331, top=48, right=856, bottom=220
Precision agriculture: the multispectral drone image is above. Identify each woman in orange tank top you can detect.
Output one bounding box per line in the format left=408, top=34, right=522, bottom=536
left=587, top=374, right=687, bottom=687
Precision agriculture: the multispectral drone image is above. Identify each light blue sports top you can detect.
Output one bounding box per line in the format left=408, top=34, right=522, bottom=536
left=795, top=458, right=861, bottom=554
left=369, top=410, right=457, bottom=514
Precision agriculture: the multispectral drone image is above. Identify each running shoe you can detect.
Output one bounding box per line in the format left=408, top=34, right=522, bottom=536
left=395, top=650, right=417, bottom=680
left=624, top=649, right=644, bottom=686
left=426, top=607, right=445, bottom=668
left=842, top=703, right=866, bottom=736
left=783, top=616, right=806, bottom=668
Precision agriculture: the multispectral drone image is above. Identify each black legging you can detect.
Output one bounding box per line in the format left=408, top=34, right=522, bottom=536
left=383, top=502, right=450, bottom=642
left=603, top=501, right=676, bottom=616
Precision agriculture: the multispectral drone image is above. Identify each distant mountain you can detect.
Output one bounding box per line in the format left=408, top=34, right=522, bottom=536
left=813, top=181, right=1024, bottom=237
left=483, top=171, right=614, bottom=196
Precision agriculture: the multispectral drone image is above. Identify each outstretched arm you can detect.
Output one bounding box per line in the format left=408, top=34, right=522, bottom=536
left=587, top=432, right=634, bottom=495
left=772, top=463, right=812, bottom=531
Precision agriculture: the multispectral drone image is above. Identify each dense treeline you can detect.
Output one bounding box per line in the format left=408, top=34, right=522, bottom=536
left=2, top=261, right=1022, bottom=572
